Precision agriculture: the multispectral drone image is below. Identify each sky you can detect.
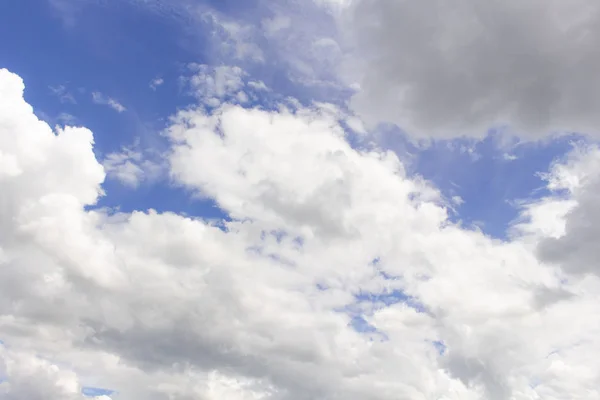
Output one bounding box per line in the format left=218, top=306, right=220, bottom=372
left=1, top=0, right=600, bottom=399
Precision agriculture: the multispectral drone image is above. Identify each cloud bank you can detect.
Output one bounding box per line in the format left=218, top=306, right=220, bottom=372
left=4, top=64, right=600, bottom=399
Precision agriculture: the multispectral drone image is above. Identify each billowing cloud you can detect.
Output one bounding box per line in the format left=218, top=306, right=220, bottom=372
left=0, top=346, right=111, bottom=400
left=341, top=0, right=600, bottom=140
left=4, top=65, right=600, bottom=400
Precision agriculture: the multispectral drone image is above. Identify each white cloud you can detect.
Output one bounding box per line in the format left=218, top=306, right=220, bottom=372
left=173, top=1, right=346, bottom=93
left=199, top=10, right=265, bottom=63
left=5, top=66, right=600, bottom=400
left=340, top=0, right=600, bottom=140
left=257, top=4, right=345, bottom=92
left=102, top=145, right=165, bottom=188
left=56, top=112, right=78, bottom=125
left=524, top=144, right=600, bottom=276
left=49, top=85, right=76, bottom=104
left=91, top=92, right=126, bottom=113
left=451, top=195, right=464, bottom=206
left=509, top=142, right=600, bottom=277
left=185, top=64, right=259, bottom=108
left=247, top=80, right=269, bottom=91
left=262, top=15, right=292, bottom=37
left=149, top=77, right=164, bottom=90
left=0, top=345, right=110, bottom=400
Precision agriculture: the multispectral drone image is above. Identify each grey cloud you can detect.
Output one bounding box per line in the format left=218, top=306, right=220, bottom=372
left=532, top=285, right=574, bottom=309
left=343, top=0, right=600, bottom=139
left=538, top=176, right=600, bottom=275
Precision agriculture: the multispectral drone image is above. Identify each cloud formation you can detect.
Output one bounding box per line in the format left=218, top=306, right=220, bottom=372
left=49, top=84, right=77, bottom=104
left=0, top=346, right=111, bottom=400
left=3, top=63, right=600, bottom=400
left=102, top=145, right=165, bottom=188
left=92, top=91, right=126, bottom=113
left=535, top=144, right=600, bottom=275
left=149, top=77, right=164, bottom=90
left=342, top=0, right=600, bottom=139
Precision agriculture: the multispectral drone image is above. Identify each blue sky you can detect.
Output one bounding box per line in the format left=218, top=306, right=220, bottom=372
left=0, top=0, right=573, bottom=240
left=410, top=134, right=578, bottom=238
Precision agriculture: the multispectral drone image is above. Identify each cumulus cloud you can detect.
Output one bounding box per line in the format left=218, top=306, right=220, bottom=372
left=0, top=346, right=111, bottom=400
left=340, top=0, right=600, bottom=140
left=91, top=91, right=126, bottom=113
left=185, top=64, right=249, bottom=107
left=167, top=100, right=600, bottom=399
left=531, top=144, right=600, bottom=276
left=4, top=65, right=600, bottom=400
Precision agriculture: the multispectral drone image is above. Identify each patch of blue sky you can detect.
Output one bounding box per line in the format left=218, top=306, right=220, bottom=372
left=379, top=125, right=582, bottom=239
left=335, top=283, right=427, bottom=336
left=0, top=0, right=196, bottom=174
left=346, top=315, right=389, bottom=342
left=355, top=289, right=425, bottom=312
left=349, top=315, right=378, bottom=333
left=82, top=386, right=115, bottom=397
left=93, top=179, right=231, bottom=221
left=432, top=340, right=447, bottom=355
left=420, top=135, right=581, bottom=239
left=201, top=0, right=260, bottom=15
left=355, top=288, right=409, bottom=307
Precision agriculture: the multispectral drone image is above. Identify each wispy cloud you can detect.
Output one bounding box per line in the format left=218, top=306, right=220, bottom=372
left=91, top=91, right=126, bottom=113
left=56, top=112, right=77, bottom=125
left=49, top=85, right=76, bottom=104
left=150, top=77, right=164, bottom=90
